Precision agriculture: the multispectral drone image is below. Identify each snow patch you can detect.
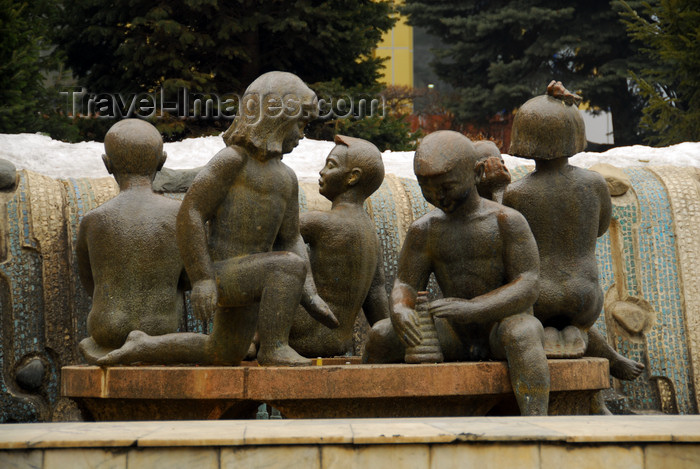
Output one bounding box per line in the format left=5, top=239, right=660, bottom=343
left=0, top=133, right=698, bottom=181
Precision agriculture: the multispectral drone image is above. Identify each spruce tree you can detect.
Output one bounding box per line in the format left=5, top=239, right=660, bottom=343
left=620, top=0, right=700, bottom=145
left=0, top=0, right=56, bottom=132
left=57, top=0, right=395, bottom=96
left=54, top=1, right=396, bottom=140
left=403, top=0, right=646, bottom=145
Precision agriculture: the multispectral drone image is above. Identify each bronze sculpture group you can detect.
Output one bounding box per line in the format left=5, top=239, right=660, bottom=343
left=78, top=72, right=643, bottom=416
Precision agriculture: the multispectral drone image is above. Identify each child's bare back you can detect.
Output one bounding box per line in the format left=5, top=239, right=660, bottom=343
left=77, top=119, right=185, bottom=363
left=81, top=192, right=183, bottom=348
left=504, top=164, right=610, bottom=330
left=291, top=206, right=382, bottom=356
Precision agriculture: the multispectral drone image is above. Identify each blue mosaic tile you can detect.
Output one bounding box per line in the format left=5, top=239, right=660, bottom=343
left=368, top=179, right=402, bottom=289
left=621, top=167, right=692, bottom=413
left=0, top=175, right=48, bottom=422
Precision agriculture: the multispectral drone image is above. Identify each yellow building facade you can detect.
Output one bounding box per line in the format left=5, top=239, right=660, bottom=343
left=375, top=2, right=414, bottom=87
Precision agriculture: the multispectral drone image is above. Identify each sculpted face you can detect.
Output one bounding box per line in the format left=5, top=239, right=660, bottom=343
left=279, top=96, right=318, bottom=155
left=222, top=71, right=319, bottom=155
left=281, top=120, right=306, bottom=154
left=417, top=163, right=472, bottom=214
left=319, top=145, right=349, bottom=200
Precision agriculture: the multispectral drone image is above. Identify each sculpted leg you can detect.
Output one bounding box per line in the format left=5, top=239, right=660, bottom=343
left=99, top=251, right=308, bottom=366
left=586, top=326, right=644, bottom=380
left=254, top=253, right=311, bottom=366
left=362, top=318, right=405, bottom=363
left=207, top=305, right=259, bottom=365
left=97, top=330, right=210, bottom=365
left=96, top=305, right=260, bottom=366
left=215, top=252, right=311, bottom=366
left=494, top=314, right=550, bottom=416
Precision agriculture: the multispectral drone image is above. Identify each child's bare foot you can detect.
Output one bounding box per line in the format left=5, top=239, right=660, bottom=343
left=245, top=341, right=258, bottom=361
left=543, top=327, right=563, bottom=356
left=543, top=326, right=586, bottom=358
left=562, top=325, right=587, bottom=355
left=79, top=337, right=115, bottom=365
left=590, top=391, right=613, bottom=415
left=257, top=344, right=311, bottom=366
left=610, top=354, right=645, bottom=380
left=96, top=330, right=150, bottom=366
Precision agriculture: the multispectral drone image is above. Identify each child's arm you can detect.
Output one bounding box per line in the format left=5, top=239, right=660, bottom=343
left=392, top=220, right=432, bottom=346
left=177, top=147, right=242, bottom=322
left=76, top=216, right=94, bottom=296
left=430, top=209, right=539, bottom=324
left=277, top=168, right=339, bottom=329
left=596, top=174, right=612, bottom=237
left=362, top=245, right=390, bottom=326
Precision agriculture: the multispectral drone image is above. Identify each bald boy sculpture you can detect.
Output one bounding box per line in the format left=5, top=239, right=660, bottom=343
left=77, top=119, right=186, bottom=364
left=98, top=71, right=338, bottom=367
left=289, top=135, right=389, bottom=357
left=364, top=130, right=550, bottom=416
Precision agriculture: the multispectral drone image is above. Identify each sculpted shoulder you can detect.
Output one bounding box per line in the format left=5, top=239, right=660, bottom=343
left=159, top=194, right=182, bottom=212
left=505, top=173, right=528, bottom=192
left=489, top=198, right=525, bottom=219
left=78, top=207, right=99, bottom=233
left=578, top=165, right=609, bottom=190
left=81, top=196, right=121, bottom=226
left=406, top=208, right=443, bottom=242
left=280, top=160, right=299, bottom=189
left=486, top=199, right=532, bottom=235
left=139, top=190, right=182, bottom=213
left=413, top=208, right=444, bottom=229
left=196, top=145, right=246, bottom=182
left=502, top=174, right=530, bottom=205
left=281, top=160, right=298, bottom=182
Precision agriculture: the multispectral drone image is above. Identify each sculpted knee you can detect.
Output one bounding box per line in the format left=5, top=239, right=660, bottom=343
left=500, top=315, right=544, bottom=349
left=278, top=252, right=307, bottom=280
left=367, top=318, right=393, bottom=343
left=363, top=318, right=403, bottom=364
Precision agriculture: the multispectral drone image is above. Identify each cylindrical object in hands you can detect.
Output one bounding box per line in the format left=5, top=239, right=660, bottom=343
left=404, top=291, right=444, bottom=363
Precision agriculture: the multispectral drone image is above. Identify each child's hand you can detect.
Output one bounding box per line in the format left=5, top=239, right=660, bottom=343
left=481, top=156, right=511, bottom=187
left=430, top=298, right=479, bottom=323
left=305, top=294, right=340, bottom=329
left=391, top=305, right=421, bottom=347
left=192, top=279, right=218, bottom=323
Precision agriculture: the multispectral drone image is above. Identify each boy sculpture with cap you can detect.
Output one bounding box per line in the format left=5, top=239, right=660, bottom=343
left=77, top=119, right=186, bottom=364
left=364, top=130, right=550, bottom=416
left=503, top=81, right=644, bottom=381
left=289, top=135, right=390, bottom=357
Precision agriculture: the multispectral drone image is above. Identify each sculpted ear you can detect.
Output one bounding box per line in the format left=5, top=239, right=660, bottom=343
left=101, top=154, right=113, bottom=174
left=347, top=167, right=362, bottom=186
left=474, top=160, right=485, bottom=185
